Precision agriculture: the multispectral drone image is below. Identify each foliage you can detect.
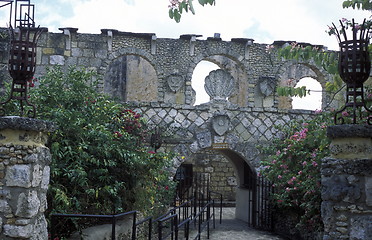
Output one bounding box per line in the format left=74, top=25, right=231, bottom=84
left=260, top=111, right=333, bottom=232
left=277, top=42, right=343, bottom=95
left=343, top=0, right=372, bottom=10
left=28, top=66, right=175, bottom=216
left=168, top=0, right=215, bottom=22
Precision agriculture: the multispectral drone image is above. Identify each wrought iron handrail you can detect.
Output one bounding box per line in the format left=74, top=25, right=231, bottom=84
left=50, top=210, right=137, bottom=240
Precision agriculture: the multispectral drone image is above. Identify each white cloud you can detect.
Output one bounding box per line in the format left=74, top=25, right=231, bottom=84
left=2, top=0, right=370, bottom=49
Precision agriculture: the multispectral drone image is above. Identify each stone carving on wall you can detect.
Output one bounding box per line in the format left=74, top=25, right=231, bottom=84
left=212, top=113, right=230, bottom=136
left=204, top=69, right=235, bottom=101
left=196, top=129, right=212, bottom=149
left=167, top=74, right=184, bottom=93
left=258, top=76, right=276, bottom=97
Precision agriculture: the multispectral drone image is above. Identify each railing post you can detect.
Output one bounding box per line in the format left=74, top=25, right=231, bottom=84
left=111, top=215, right=116, bottom=240
left=174, top=215, right=178, bottom=240
left=51, top=214, right=56, bottom=240
left=148, top=217, right=152, bottom=240
left=158, top=220, right=162, bottom=240
left=132, top=212, right=137, bottom=240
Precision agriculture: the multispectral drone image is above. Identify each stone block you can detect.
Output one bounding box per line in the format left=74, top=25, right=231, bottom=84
left=350, top=216, right=372, bottom=240
left=3, top=224, right=33, bottom=238
left=366, top=177, right=372, bottom=206
left=16, top=191, right=40, bottom=218
left=5, top=165, right=31, bottom=188
left=50, top=55, right=65, bottom=65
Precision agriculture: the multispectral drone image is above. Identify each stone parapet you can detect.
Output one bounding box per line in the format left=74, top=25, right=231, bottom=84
left=321, top=125, right=372, bottom=240
left=0, top=117, right=55, bottom=239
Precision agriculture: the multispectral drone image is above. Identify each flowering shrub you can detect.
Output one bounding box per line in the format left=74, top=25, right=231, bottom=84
left=29, top=66, right=175, bottom=218
left=260, top=111, right=332, bottom=232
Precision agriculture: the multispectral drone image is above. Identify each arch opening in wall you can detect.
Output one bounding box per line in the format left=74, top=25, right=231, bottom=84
left=191, top=61, right=219, bottom=105
left=292, top=77, right=322, bottom=110
left=103, top=54, right=158, bottom=102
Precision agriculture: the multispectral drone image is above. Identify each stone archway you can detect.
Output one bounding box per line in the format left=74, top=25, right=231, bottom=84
left=276, top=61, right=332, bottom=110
left=172, top=141, right=259, bottom=223
left=103, top=54, right=158, bottom=102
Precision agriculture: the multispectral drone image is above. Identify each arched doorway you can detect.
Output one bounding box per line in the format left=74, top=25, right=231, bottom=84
left=173, top=147, right=273, bottom=230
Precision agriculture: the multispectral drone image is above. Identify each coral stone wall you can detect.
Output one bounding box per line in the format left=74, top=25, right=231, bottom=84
left=0, top=117, right=55, bottom=240
left=322, top=125, right=372, bottom=240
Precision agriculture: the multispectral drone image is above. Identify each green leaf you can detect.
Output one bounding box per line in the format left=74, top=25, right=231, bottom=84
left=198, top=0, right=206, bottom=5
left=169, top=8, right=174, bottom=19
left=188, top=0, right=195, bottom=14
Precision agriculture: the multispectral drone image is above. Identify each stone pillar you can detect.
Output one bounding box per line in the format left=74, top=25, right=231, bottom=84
left=321, top=125, right=372, bottom=240
left=0, top=117, right=55, bottom=239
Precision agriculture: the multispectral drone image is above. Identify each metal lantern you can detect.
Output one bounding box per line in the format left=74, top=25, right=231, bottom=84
left=0, top=0, right=43, bottom=117
left=332, top=19, right=371, bottom=125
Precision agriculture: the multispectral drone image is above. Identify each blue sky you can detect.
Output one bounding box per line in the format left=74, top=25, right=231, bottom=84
left=0, top=0, right=370, bottom=50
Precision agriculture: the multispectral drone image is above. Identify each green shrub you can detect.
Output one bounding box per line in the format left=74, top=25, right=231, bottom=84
left=28, top=66, right=175, bottom=216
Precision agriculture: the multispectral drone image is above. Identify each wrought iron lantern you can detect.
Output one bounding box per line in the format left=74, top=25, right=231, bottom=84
left=0, top=0, right=43, bottom=118
left=332, top=19, right=371, bottom=124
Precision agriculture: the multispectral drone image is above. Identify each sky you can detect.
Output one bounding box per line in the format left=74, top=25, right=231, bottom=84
left=0, top=0, right=370, bottom=51
left=0, top=0, right=370, bottom=107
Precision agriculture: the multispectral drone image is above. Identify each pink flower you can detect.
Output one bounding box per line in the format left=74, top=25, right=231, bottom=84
left=312, top=161, right=318, bottom=167
left=286, top=187, right=291, bottom=192
left=276, top=150, right=281, bottom=156
left=302, top=161, right=307, bottom=166
left=314, top=109, right=322, bottom=114
left=342, top=111, right=349, bottom=117
left=278, top=175, right=282, bottom=179
left=298, top=171, right=302, bottom=175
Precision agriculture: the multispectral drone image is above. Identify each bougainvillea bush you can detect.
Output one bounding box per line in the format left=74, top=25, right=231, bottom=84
left=28, top=66, right=175, bottom=217
left=260, top=111, right=332, bottom=232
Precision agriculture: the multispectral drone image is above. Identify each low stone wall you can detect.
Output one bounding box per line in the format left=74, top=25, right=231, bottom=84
left=321, top=125, right=372, bottom=240
left=0, top=117, right=55, bottom=239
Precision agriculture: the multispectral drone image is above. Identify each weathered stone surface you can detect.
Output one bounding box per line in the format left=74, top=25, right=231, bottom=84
left=0, top=117, right=56, bottom=133
left=16, top=191, right=40, bottom=218
left=327, top=125, right=372, bottom=139
left=5, top=165, right=32, bottom=188
left=3, top=224, right=33, bottom=238
left=350, top=216, right=372, bottom=240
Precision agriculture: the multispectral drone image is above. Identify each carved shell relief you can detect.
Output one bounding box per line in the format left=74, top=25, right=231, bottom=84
left=204, top=69, right=235, bottom=101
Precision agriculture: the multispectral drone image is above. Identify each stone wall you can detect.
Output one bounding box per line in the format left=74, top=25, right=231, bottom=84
left=321, top=125, right=372, bottom=240
left=0, top=27, right=334, bottom=109
left=189, top=152, right=237, bottom=202
left=0, top=117, right=55, bottom=239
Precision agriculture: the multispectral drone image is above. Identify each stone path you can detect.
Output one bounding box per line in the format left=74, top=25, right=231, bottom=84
left=198, top=208, right=285, bottom=240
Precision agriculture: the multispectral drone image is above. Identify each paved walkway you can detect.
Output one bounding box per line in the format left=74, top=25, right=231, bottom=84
left=199, top=208, right=285, bottom=240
